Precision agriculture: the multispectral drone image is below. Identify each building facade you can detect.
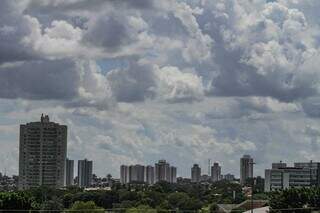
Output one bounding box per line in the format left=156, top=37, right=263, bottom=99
left=19, top=114, right=67, bottom=190
left=224, top=173, right=235, bottom=181
left=211, top=162, right=222, bottom=182
left=65, top=158, right=74, bottom=186
left=154, top=160, right=177, bottom=183
left=78, top=159, right=93, bottom=188
left=155, top=160, right=171, bottom=182
left=170, top=166, right=177, bottom=183
left=264, top=161, right=320, bottom=192
left=191, top=164, right=201, bottom=183
left=145, top=165, right=155, bottom=185
left=120, top=165, right=129, bottom=184
left=240, top=155, right=253, bottom=185
left=294, top=162, right=320, bottom=186
left=129, top=165, right=145, bottom=183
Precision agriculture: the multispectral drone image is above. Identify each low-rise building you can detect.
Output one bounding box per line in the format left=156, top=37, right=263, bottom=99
left=264, top=161, right=320, bottom=192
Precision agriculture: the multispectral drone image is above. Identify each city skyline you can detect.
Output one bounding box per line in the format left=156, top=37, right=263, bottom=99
left=6, top=114, right=320, bottom=179
left=1, top=0, right=320, bottom=180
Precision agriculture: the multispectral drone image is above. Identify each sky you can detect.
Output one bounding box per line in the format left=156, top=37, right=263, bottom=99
left=1, top=0, right=320, bottom=178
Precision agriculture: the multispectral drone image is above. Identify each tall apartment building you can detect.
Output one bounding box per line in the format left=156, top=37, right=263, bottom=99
left=170, top=166, right=177, bottom=183
left=78, top=159, right=93, bottom=188
left=211, top=162, right=222, bottom=182
left=65, top=158, right=74, bottom=186
left=120, top=165, right=129, bottom=184
left=129, top=165, right=145, bottom=183
left=145, top=165, right=155, bottom=185
left=191, top=164, right=201, bottom=183
left=18, top=114, right=67, bottom=190
left=224, top=173, right=235, bottom=181
left=240, top=155, right=253, bottom=185
left=154, top=160, right=177, bottom=183
left=155, top=160, right=171, bottom=182
left=264, top=161, right=320, bottom=192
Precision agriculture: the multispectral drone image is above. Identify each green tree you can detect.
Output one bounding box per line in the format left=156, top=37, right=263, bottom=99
left=269, top=188, right=319, bottom=213
left=40, top=197, right=64, bottom=212
left=167, top=192, right=202, bottom=211
left=126, top=204, right=156, bottom=213
left=209, top=203, right=219, bottom=213
left=0, top=191, right=34, bottom=210
left=68, top=201, right=104, bottom=213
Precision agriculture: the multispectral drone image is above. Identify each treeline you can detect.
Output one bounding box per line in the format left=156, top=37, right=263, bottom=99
left=0, top=180, right=246, bottom=212
left=269, top=187, right=320, bottom=213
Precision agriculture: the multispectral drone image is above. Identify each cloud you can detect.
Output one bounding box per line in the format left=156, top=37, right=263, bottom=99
left=155, top=66, right=204, bottom=102
left=2, top=0, right=320, bottom=178
left=0, top=59, right=113, bottom=109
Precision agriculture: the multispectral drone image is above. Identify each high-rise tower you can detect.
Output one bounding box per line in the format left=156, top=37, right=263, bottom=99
left=19, top=114, right=67, bottom=189
left=240, top=155, right=253, bottom=185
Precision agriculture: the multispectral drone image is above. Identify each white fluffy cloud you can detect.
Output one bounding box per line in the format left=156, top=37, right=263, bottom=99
left=1, top=0, right=320, bottom=177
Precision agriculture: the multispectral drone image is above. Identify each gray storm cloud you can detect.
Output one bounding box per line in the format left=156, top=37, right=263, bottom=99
left=1, top=0, right=320, bottom=177
left=0, top=0, right=319, bottom=104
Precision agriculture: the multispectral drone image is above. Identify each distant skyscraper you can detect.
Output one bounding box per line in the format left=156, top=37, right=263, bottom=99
left=120, top=165, right=129, bottom=184
left=154, top=160, right=177, bottom=183
left=191, top=164, right=201, bottom=183
left=18, top=114, right=67, bottom=190
left=170, top=166, right=177, bottom=183
left=211, top=162, right=221, bottom=182
left=145, top=165, right=155, bottom=184
left=224, top=173, right=235, bottom=181
left=78, top=159, right=93, bottom=188
left=240, top=155, right=253, bottom=185
left=65, top=158, right=74, bottom=186
left=129, top=165, right=145, bottom=183
left=155, top=160, right=171, bottom=182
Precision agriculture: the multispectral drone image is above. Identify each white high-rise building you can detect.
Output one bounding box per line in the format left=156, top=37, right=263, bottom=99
left=211, top=162, right=221, bottom=182
left=19, top=114, right=67, bottom=190
left=78, top=159, right=93, bottom=188
left=240, top=155, right=253, bottom=185
left=191, top=164, right=201, bottom=183
left=120, top=165, right=129, bottom=184
left=65, top=158, right=74, bottom=186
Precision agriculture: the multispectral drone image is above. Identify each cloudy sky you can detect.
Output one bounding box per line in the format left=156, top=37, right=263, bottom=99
left=1, top=0, right=320, bottom=178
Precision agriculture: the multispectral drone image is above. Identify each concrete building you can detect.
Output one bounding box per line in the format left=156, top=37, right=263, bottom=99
left=264, top=161, right=320, bottom=192
left=240, top=155, right=253, bottom=185
left=129, top=165, right=145, bottom=183
left=294, top=162, right=320, bottom=186
left=154, top=160, right=177, bottom=183
left=211, top=162, right=222, bottom=182
left=224, top=173, right=235, bottom=181
left=78, top=159, right=93, bottom=188
left=272, top=161, right=287, bottom=169
left=155, top=160, right=171, bottom=182
left=65, top=158, right=74, bottom=186
left=170, top=166, right=177, bottom=183
left=19, top=114, right=67, bottom=190
left=200, top=174, right=211, bottom=182
left=191, top=164, right=201, bottom=183
left=120, top=165, right=129, bottom=184
left=145, top=165, right=154, bottom=185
